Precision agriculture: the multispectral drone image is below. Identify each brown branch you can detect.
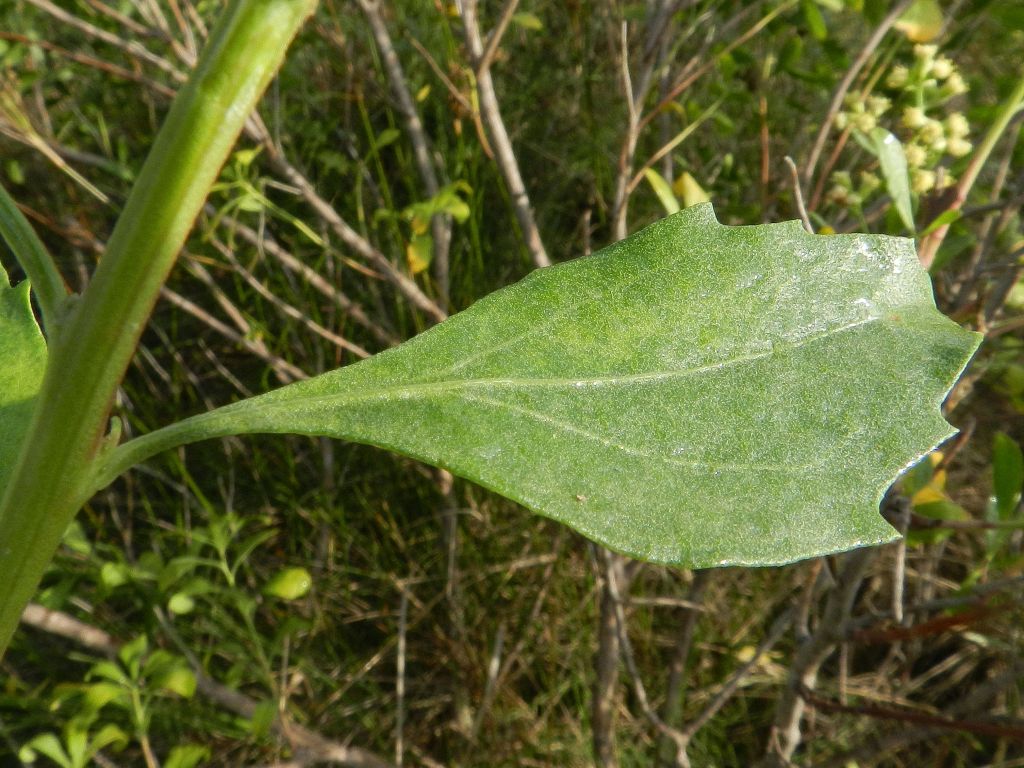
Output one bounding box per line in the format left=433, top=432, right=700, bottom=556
left=458, top=0, right=550, bottom=267
left=593, top=550, right=629, bottom=768
left=22, top=0, right=185, bottom=81
left=784, top=156, right=812, bottom=233
left=248, top=117, right=448, bottom=323
left=760, top=548, right=876, bottom=767
left=811, top=667, right=1022, bottom=767
left=160, top=284, right=307, bottom=383
left=657, top=571, right=710, bottom=766
left=211, top=206, right=398, bottom=347
left=21, top=0, right=447, bottom=325
left=357, top=0, right=453, bottom=304
left=82, top=0, right=155, bottom=37
left=685, top=608, right=793, bottom=740
left=477, top=0, right=521, bottom=75
left=0, top=31, right=176, bottom=98
left=210, top=238, right=372, bottom=360
left=602, top=549, right=691, bottom=767
left=850, top=604, right=999, bottom=645
left=798, top=684, right=1024, bottom=740
left=637, top=1, right=794, bottom=137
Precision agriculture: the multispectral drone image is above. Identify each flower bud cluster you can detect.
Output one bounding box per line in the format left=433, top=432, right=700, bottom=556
left=825, top=169, right=884, bottom=209
left=830, top=42, right=973, bottom=205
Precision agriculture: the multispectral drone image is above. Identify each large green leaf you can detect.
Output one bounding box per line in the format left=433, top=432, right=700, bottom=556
left=0, top=265, right=47, bottom=497
left=105, top=204, right=979, bottom=567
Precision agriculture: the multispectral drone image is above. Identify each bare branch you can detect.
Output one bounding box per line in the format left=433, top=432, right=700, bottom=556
left=658, top=571, right=710, bottom=765
left=458, top=0, right=550, bottom=267
left=247, top=116, right=448, bottom=322
left=683, top=609, right=792, bottom=737
left=210, top=238, right=372, bottom=360
left=161, top=284, right=307, bottom=383
left=357, top=0, right=453, bottom=303
left=760, top=548, right=877, bottom=767
left=638, top=1, right=795, bottom=136
left=21, top=0, right=185, bottom=81
left=602, top=549, right=691, bottom=767
left=593, top=550, right=628, bottom=768
left=211, top=206, right=399, bottom=348
left=395, top=586, right=408, bottom=767
left=478, top=0, right=521, bottom=75
left=784, top=156, right=813, bottom=233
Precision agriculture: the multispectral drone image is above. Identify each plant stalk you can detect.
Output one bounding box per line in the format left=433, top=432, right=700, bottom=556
left=0, top=181, right=67, bottom=330
left=917, top=69, right=1024, bottom=268
left=0, top=0, right=317, bottom=655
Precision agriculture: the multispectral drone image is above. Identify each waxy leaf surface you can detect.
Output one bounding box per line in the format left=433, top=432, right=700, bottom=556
left=0, top=265, right=47, bottom=497
left=126, top=205, right=980, bottom=566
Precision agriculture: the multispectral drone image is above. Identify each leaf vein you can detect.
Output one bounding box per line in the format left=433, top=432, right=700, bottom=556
left=462, top=391, right=819, bottom=474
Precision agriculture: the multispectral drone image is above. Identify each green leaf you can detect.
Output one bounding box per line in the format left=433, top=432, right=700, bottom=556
left=165, top=744, right=210, bottom=768
left=247, top=699, right=277, bottom=737
left=371, top=127, right=401, bottom=152
left=61, top=520, right=92, bottom=556
left=19, top=733, right=71, bottom=768
left=145, top=651, right=197, bottom=698
left=993, top=432, right=1024, bottom=520
left=64, top=723, right=87, bottom=768
left=642, top=168, right=680, bottom=215
left=87, top=723, right=129, bottom=757
left=87, top=660, right=129, bottom=686
left=232, top=147, right=262, bottom=169
left=406, top=233, right=433, bottom=275
left=895, top=0, right=943, bottom=42
left=116, top=634, right=147, bottom=672
left=167, top=592, right=196, bottom=615
left=870, top=128, right=915, bottom=232
left=899, top=454, right=935, bottom=498
left=100, top=561, right=130, bottom=589
left=83, top=681, right=129, bottom=711
left=403, top=183, right=472, bottom=226
left=154, top=664, right=196, bottom=698
left=0, top=264, right=47, bottom=499
left=801, top=0, right=828, bottom=40
left=511, top=12, right=543, bottom=31
left=104, top=205, right=979, bottom=567
left=674, top=171, right=711, bottom=208
left=263, top=566, right=312, bottom=600
left=907, top=498, right=968, bottom=546
left=919, top=209, right=960, bottom=238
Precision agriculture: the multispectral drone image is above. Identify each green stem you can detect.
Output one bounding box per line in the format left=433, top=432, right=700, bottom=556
left=958, top=70, right=1024, bottom=202
left=91, top=413, right=227, bottom=495
left=918, top=69, right=1024, bottom=268
left=0, top=0, right=317, bottom=656
left=0, top=180, right=67, bottom=330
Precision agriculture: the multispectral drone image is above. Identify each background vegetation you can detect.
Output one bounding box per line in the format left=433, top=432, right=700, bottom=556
left=1, top=0, right=1023, bottom=766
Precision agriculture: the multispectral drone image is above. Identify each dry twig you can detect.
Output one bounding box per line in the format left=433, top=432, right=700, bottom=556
left=357, top=0, right=453, bottom=303
left=457, top=0, right=550, bottom=268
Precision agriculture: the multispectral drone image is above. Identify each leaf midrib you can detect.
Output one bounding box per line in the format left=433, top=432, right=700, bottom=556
left=233, top=314, right=881, bottom=417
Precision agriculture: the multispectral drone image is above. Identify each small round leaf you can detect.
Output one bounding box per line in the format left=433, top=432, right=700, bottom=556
left=263, top=567, right=312, bottom=600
